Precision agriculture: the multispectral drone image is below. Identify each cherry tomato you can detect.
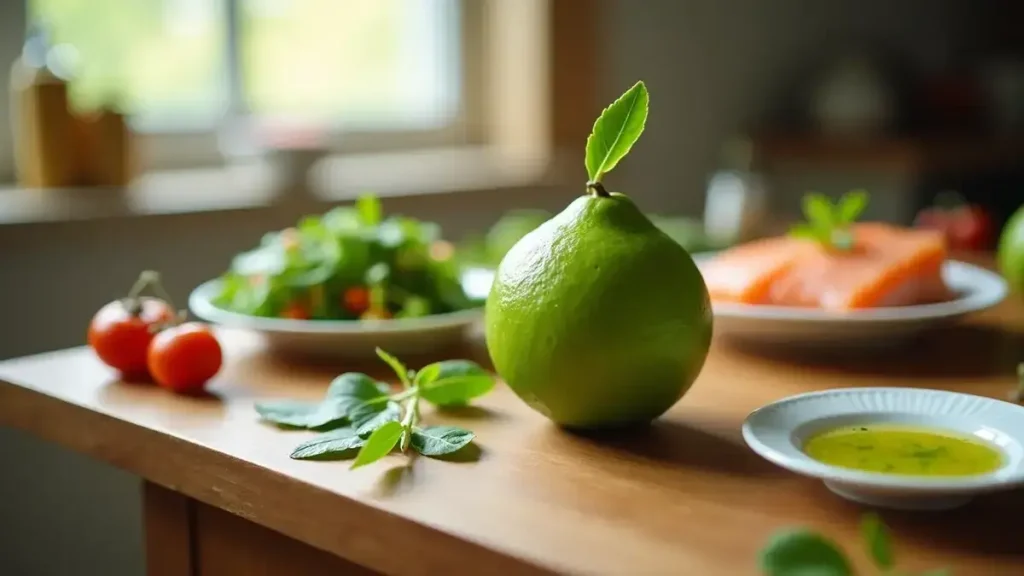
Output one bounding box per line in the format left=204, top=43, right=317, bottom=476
left=147, top=323, right=223, bottom=394
left=343, top=286, right=370, bottom=315
left=88, top=297, right=174, bottom=380
left=914, top=201, right=994, bottom=251
left=280, top=301, right=310, bottom=320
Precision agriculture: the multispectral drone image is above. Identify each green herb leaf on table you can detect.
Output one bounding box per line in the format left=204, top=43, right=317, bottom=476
left=255, top=399, right=351, bottom=430
left=416, top=360, right=495, bottom=406
left=585, top=80, right=649, bottom=184
left=290, top=428, right=366, bottom=461
left=257, top=349, right=491, bottom=471
left=411, top=426, right=475, bottom=457
left=326, top=372, right=390, bottom=400
left=351, top=421, right=404, bottom=470
left=860, top=512, right=894, bottom=570
left=758, top=529, right=852, bottom=576
left=376, top=347, right=411, bottom=386
left=354, top=401, right=403, bottom=437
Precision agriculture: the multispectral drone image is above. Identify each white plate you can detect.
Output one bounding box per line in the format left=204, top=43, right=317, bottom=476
left=188, top=273, right=487, bottom=360
left=742, top=387, right=1024, bottom=510
left=692, top=253, right=1007, bottom=348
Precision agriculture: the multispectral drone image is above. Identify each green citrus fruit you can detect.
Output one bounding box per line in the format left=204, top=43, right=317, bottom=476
left=998, top=204, right=1024, bottom=294
left=485, top=192, right=713, bottom=429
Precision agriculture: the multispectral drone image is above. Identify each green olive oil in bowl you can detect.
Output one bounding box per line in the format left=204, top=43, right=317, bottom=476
left=803, top=424, right=1004, bottom=477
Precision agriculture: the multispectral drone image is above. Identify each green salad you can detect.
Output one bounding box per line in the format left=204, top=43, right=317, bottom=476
left=213, top=194, right=474, bottom=321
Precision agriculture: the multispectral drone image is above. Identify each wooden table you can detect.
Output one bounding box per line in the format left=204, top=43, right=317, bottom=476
left=3, top=309, right=1024, bottom=575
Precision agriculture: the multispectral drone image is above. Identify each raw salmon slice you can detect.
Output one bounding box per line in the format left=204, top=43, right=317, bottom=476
left=700, top=237, right=815, bottom=304
left=766, top=223, right=950, bottom=309
left=703, top=223, right=952, bottom=310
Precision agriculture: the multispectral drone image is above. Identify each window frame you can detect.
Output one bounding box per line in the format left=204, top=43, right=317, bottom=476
left=0, top=0, right=488, bottom=174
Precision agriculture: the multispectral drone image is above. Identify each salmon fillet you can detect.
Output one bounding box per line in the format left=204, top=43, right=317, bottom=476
left=702, top=223, right=952, bottom=310
left=700, top=237, right=815, bottom=304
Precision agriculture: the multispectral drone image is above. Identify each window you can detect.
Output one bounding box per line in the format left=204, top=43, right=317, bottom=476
left=23, top=0, right=471, bottom=169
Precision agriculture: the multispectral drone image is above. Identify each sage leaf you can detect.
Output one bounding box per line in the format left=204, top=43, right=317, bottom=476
left=584, top=80, right=649, bottom=183
left=411, top=425, right=475, bottom=456
left=351, top=421, right=403, bottom=470
left=418, top=361, right=494, bottom=406
left=354, top=401, right=402, bottom=437
left=759, top=529, right=852, bottom=576
left=860, top=513, right=893, bottom=570
left=255, top=398, right=352, bottom=430
left=290, top=428, right=366, bottom=461
left=255, top=400, right=320, bottom=428
left=326, top=372, right=390, bottom=401
left=375, top=347, right=410, bottom=385
left=836, top=189, right=868, bottom=224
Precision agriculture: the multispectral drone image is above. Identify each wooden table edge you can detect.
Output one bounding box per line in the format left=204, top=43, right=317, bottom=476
left=0, top=378, right=554, bottom=575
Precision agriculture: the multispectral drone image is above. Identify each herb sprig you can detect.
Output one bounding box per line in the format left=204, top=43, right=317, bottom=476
left=789, top=190, right=869, bottom=251
left=255, top=348, right=494, bottom=468
left=759, top=513, right=949, bottom=576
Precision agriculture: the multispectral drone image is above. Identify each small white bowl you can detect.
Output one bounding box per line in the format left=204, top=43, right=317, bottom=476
left=691, top=253, right=1007, bottom=348
left=188, top=278, right=484, bottom=360
left=742, top=387, right=1024, bottom=510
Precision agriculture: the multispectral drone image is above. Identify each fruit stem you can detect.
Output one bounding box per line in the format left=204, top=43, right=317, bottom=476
left=587, top=181, right=611, bottom=198
left=399, top=388, right=420, bottom=452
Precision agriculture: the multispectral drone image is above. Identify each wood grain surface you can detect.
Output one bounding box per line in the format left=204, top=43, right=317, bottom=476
left=3, top=304, right=1024, bottom=574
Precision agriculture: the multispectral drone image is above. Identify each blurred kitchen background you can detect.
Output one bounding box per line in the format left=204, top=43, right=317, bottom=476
left=3, top=1, right=1024, bottom=574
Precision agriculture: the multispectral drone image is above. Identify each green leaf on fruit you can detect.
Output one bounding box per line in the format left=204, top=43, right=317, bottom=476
left=411, top=425, right=475, bottom=456
left=351, top=421, right=404, bottom=469
left=585, top=80, right=649, bottom=183
left=860, top=512, right=893, bottom=569
left=759, top=529, right=852, bottom=576
left=290, top=428, right=366, bottom=460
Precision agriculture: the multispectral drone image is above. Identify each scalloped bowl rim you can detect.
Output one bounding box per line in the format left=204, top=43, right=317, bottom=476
left=742, top=387, right=1024, bottom=493
left=691, top=252, right=1007, bottom=322
left=189, top=279, right=482, bottom=334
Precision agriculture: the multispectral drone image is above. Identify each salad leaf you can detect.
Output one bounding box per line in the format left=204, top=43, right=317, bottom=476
left=212, top=192, right=475, bottom=321
left=357, top=194, right=382, bottom=226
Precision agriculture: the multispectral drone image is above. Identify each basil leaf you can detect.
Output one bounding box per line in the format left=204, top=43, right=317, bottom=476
left=759, top=529, right=852, bottom=576
left=836, top=189, right=868, bottom=224
left=354, top=401, right=402, bottom=437
left=351, top=421, right=403, bottom=470
left=418, top=361, right=494, bottom=406
left=255, top=400, right=320, bottom=428
left=411, top=425, right=475, bottom=456
left=290, top=428, right=366, bottom=461
left=802, top=193, right=834, bottom=232
left=585, top=80, right=649, bottom=182
left=255, top=399, right=352, bottom=430
left=326, top=372, right=390, bottom=401
left=860, top=513, right=893, bottom=570
left=375, top=347, right=409, bottom=384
